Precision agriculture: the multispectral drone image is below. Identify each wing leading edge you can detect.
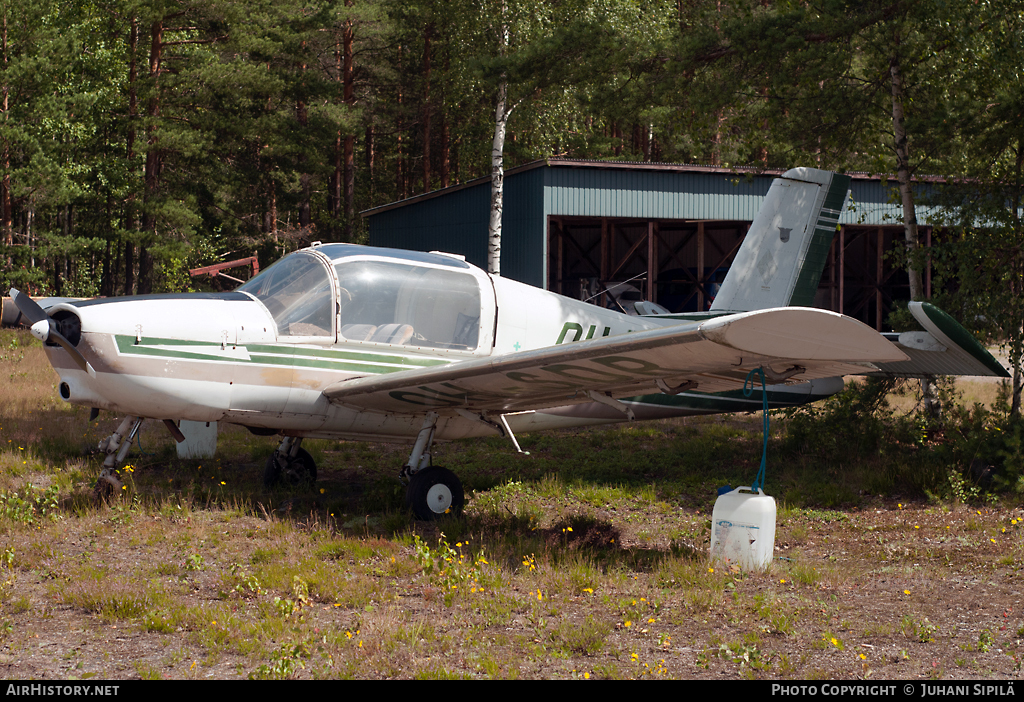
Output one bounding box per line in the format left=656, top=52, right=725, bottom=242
left=322, top=307, right=908, bottom=414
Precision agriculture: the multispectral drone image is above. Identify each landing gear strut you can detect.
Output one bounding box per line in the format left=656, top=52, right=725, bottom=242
left=95, top=416, right=142, bottom=498
left=401, top=412, right=464, bottom=520
left=264, top=437, right=317, bottom=488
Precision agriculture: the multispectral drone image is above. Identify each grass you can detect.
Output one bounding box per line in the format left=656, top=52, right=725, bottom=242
left=2, top=328, right=1024, bottom=678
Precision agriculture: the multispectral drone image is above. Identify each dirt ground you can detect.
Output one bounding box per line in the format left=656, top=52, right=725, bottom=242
left=0, top=328, right=1021, bottom=680
left=0, top=486, right=1022, bottom=680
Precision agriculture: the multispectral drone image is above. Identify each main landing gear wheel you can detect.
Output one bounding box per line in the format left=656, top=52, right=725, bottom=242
left=406, top=467, right=464, bottom=521
left=264, top=447, right=317, bottom=488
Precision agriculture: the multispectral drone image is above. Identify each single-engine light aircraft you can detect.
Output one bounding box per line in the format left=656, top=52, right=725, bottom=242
left=10, top=168, right=1008, bottom=519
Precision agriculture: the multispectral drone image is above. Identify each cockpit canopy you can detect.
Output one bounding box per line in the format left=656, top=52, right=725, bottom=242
left=238, top=246, right=482, bottom=350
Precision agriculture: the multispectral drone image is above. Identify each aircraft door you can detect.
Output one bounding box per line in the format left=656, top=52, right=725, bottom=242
left=335, top=260, right=494, bottom=355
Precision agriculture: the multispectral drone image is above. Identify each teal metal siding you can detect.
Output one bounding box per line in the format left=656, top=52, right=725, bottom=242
left=366, top=161, right=944, bottom=291
left=370, top=184, right=490, bottom=266
left=502, top=167, right=547, bottom=287
left=543, top=168, right=775, bottom=220
left=542, top=167, right=936, bottom=226
left=367, top=168, right=547, bottom=287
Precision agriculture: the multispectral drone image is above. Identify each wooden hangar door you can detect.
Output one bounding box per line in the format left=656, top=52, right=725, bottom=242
left=824, top=225, right=921, bottom=331
left=547, top=216, right=749, bottom=313
left=548, top=218, right=933, bottom=329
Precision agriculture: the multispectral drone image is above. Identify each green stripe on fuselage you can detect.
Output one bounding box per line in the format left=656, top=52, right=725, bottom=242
left=244, top=343, right=449, bottom=367
left=115, top=335, right=452, bottom=373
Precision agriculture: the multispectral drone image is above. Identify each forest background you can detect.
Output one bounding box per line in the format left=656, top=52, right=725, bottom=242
left=0, top=0, right=1022, bottom=383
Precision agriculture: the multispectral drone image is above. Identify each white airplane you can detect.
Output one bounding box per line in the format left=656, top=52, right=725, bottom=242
left=9, top=168, right=1008, bottom=519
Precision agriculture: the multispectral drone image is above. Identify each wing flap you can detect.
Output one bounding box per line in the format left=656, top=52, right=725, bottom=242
left=322, top=307, right=907, bottom=413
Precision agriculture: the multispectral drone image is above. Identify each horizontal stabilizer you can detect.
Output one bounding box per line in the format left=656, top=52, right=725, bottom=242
left=872, top=302, right=1009, bottom=379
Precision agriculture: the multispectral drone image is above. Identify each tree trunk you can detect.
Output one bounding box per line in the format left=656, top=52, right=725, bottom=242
left=102, top=197, right=112, bottom=297
left=440, top=111, right=449, bottom=189
left=396, top=45, right=405, bottom=200
left=139, top=17, right=164, bottom=295
left=890, top=51, right=924, bottom=301
left=297, top=39, right=311, bottom=231
left=487, top=6, right=512, bottom=277
left=365, top=123, right=374, bottom=201
left=440, top=47, right=450, bottom=188
left=890, top=47, right=936, bottom=414
left=330, top=35, right=342, bottom=231
left=121, top=17, right=138, bottom=295
left=124, top=241, right=135, bottom=296
left=488, top=76, right=509, bottom=276
left=297, top=97, right=311, bottom=229
left=343, top=6, right=355, bottom=241
left=270, top=184, right=278, bottom=241
left=422, top=23, right=432, bottom=194
left=1, top=9, right=11, bottom=251
left=1012, top=144, right=1024, bottom=417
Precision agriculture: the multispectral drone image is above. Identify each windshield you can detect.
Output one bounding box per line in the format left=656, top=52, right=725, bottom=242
left=238, top=253, right=333, bottom=337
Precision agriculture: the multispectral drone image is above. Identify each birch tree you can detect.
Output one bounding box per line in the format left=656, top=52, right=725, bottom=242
left=929, top=1, right=1024, bottom=416
left=436, top=0, right=659, bottom=274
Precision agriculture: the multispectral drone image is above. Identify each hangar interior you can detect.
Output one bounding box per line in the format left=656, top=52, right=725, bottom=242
left=548, top=216, right=932, bottom=331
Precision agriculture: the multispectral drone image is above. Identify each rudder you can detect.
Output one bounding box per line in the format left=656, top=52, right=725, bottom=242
left=710, top=168, right=850, bottom=313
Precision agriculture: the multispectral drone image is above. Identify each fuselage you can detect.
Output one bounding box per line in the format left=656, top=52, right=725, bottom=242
left=42, top=243, right=840, bottom=443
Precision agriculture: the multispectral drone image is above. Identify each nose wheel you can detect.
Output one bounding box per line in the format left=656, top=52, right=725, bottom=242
left=405, top=466, right=464, bottom=520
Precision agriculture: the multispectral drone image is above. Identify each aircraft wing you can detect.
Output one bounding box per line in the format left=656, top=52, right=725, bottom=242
left=322, top=307, right=908, bottom=414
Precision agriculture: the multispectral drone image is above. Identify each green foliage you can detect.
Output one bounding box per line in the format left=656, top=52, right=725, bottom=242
left=781, top=379, right=909, bottom=463
left=941, top=400, right=1024, bottom=494
left=547, top=616, right=611, bottom=656
left=223, top=563, right=264, bottom=599
left=0, top=548, right=14, bottom=604
left=782, top=374, right=1024, bottom=500
left=886, top=302, right=924, bottom=334
left=411, top=533, right=488, bottom=605
left=248, top=641, right=311, bottom=680
left=0, top=484, right=61, bottom=525
left=272, top=576, right=311, bottom=618
left=901, top=615, right=939, bottom=644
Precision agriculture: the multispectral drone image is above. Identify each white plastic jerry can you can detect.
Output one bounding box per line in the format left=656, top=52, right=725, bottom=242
left=710, top=486, right=776, bottom=571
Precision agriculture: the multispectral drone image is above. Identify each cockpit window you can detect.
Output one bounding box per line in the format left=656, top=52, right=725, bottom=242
left=335, top=261, right=480, bottom=350
left=238, top=253, right=333, bottom=337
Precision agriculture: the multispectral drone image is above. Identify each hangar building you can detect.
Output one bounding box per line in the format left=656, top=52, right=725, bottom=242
left=363, top=159, right=942, bottom=331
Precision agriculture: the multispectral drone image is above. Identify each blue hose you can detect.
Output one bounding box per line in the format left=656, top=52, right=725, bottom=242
left=742, top=367, right=769, bottom=493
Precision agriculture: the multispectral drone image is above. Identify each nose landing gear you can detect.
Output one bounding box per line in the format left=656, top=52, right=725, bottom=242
left=95, top=416, right=142, bottom=499
left=405, top=466, right=464, bottom=520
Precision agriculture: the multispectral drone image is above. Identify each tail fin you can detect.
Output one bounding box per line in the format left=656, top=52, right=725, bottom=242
left=710, top=168, right=850, bottom=313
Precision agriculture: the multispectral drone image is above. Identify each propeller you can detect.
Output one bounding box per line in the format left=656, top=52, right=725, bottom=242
left=9, top=288, right=92, bottom=374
